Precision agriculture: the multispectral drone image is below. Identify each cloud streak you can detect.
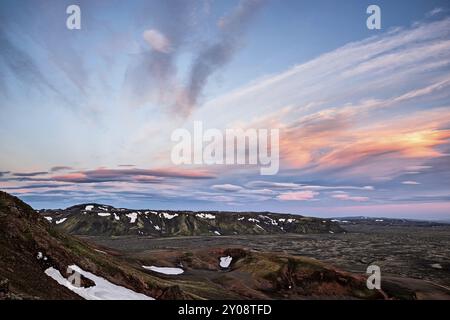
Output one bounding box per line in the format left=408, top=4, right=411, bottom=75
left=51, top=168, right=215, bottom=183
left=12, top=171, right=48, bottom=177
left=123, top=0, right=195, bottom=108
left=175, top=0, right=265, bottom=116
left=124, top=0, right=265, bottom=116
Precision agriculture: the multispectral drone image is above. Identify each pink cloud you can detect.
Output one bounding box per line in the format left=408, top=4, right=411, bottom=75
left=277, top=191, right=319, bottom=201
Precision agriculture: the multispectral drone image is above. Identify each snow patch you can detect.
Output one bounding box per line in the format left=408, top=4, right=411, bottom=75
left=56, top=218, right=67, bottom=225
left=214, top=231, right=221, bottom=236
left=85, top=205, right=94, bottom=211
left=98, top=213, right=111, bottom=217
left=126, top=212, right=138, bottom=223
left=279, top=218, right=296, bottom=223
left=142, top=266, right=184, bottom=275
left=160, top=212, right=178, bottom=220
left=259, top=215, right=278, bottom=225
left=219, top=256, right=232, bottom=268
left=113, top=213, right=120, bottom=221
left=196, top=213, right=216, bottom=219
left=45, top=265, right=154, bottom=300
left=248, top=218, right=260, bottom=223
left=45, top=216, right=53, bottom=222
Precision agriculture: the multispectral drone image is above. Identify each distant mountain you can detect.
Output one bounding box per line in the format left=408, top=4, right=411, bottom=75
left=330, top=217, right=450, bottom=227
left=38, top=204, right=344, bottom=237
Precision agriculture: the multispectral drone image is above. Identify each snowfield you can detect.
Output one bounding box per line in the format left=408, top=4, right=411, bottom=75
left=45, top=265, right=154, bottom=300
left=219, top=256, right=232, bottom=268
left=142, top=266, right=184, bottom=275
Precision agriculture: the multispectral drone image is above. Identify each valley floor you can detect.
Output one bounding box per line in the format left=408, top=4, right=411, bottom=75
left=80, top=224, right=450, bottom=299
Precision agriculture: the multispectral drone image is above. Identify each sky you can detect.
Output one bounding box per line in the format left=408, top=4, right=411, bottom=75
left=1, top=0, right=450, bottom=220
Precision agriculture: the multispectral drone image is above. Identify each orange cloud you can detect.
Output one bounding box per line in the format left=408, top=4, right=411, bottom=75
left=280, top=107, right=450, bottom=176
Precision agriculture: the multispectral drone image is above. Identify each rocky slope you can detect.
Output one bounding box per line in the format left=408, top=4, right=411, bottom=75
left=0, top=192, right=196, bottom=300
left=39, top=204, right=343, bottom=237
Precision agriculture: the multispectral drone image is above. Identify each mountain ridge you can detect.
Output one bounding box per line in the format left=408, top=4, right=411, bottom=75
left=38, top=203, right=344, bottom=237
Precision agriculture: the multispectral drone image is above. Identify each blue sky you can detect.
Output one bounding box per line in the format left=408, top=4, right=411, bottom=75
left=1, top=0, right=450, bottom=220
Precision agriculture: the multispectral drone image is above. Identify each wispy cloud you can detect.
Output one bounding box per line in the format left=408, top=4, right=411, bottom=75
left=123, top=0, right=199, bottom=108
left=12, top=171, right=48, bottom=177
left=51, top=168, right=215, bottom=183
left=0, top=28, right=67, bottom=104
left=123, top=0, right=265, bottom=116
left=211, top=184, right=244, bottom=192
left=50, top=166, right=73, bottom=172
left=331, top=193, right=369, bottom=202
left=246, top=181, right=374, bottom=191
left=402, top=181, right=421, bottom=185
left=427, top=7, right=445, bottom=17
left=175, top=0, right=265, bottom=116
